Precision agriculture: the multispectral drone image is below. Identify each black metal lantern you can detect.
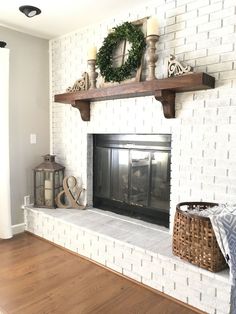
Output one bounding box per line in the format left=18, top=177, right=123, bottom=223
left=33, top=154, right=65, bottom=208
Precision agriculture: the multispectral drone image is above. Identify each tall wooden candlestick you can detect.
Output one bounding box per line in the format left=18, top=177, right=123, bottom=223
left=87, top=59, right=98, bottom=89
left=146, top=35, right=159, bottom=81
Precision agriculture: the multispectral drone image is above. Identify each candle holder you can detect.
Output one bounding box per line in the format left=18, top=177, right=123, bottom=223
left=146, top=35, right=159, bottom=81
left=87, top=59, right=98, bottom=89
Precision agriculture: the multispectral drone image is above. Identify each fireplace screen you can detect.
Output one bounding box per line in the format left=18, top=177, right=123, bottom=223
left=93, top=134, right=171, bottom=226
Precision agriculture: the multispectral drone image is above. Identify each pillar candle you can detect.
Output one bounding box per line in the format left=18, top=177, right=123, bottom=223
left=45, top=179, right=52, bottom=202
left=88, top=46, right=97, bottom=60
left=147, top=17, right=159, bottom=36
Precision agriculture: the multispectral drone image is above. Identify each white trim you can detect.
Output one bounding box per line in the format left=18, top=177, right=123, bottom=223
left=49, top=40, right=53, bottom=155
left=12, top=223, right=25, bottom=235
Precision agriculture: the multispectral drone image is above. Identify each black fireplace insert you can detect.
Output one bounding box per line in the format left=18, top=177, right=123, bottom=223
left=93, top=134, right=171, bottom=227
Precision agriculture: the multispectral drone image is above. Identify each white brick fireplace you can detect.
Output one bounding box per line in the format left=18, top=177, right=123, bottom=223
left=28, top=0, right=236, bottom=312
left=50, top=0, right=236, bottom=230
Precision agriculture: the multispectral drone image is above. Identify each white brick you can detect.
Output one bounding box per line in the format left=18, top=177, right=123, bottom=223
left=207, top=62, right=233, bottom=73
left=175, top=43, right=195, bottom=54
left=91, top=251, right=106, bottom=265
left=222, top=33, right=236, bottom=45
left=218, top=88, right=236, bottom=98
left=165, top=38, right=185, bottom=49
left=184, top=49, right=207, bottom=60
left=197, top=37, right=221, bottom=50
left=165, top=16, right=176, bottom=26
left=208, top=44, right=233, bottom=55
left=187, top=15, right=209, bottom=27
left=114, top=255, right=132, bottom=271
left=177, top=0, right=196, bottom=5
left=132, top=264, right=152, bottom=280
left=223, top=0, right=236, bottom=8
left=210, top=0, right=222, bottom=3
left=106, top=261, right=123, bottom=273
left=198, top=20, right=222, bottom=33
left=175, top=26, right=197, bottom=38
left=187, top=0, right=210, bottom=11
left=161, top=33, right=175, bottom=42
left=165, top=21, right=185, bottom=34
left=132, top=248, right=153, bottom=262
left=198, top=2, right=223, bottom=15
left=220, top=70, right=236, bottom=80
left=122, top=269, right=141, bottom=282
left=210, top=7, right=235, bottom=20
left=185, top=32, right=208, bottom=44
left=209, top=25, right=235, bottom=38
left=196, top=55, right=220, bottom=67
left=221, top=52, right=236, bottom=62
left=166, top=5, right=186, bottom=18
left=142, top=259, right=163, bottom=276
left=215, top=298, right=231, bottom=312
left=142, top=278, right=162, bottom=291
left=216, top=311, right=231, bottom=314
left=176, top=10, right=197, bottom=23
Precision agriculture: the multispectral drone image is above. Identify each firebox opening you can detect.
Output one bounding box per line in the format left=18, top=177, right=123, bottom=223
left=93, top=134, right=171, bottom=227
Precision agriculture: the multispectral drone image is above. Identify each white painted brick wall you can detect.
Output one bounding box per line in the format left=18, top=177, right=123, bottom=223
left=50, top=0, right=236, bottom=232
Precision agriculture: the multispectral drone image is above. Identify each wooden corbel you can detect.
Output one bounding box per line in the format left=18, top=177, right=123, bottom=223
left=155, top=90, right=175, bottom=118
left=72, top=100, right=90, bottom=121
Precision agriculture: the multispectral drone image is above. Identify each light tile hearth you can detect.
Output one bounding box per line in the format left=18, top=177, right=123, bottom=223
left=24, top=206, right=231, bottom=314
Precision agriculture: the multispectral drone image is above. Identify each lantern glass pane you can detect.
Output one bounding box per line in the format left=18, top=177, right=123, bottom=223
left=45, top=198, right=53, bottom=207
left=55, top=188, right=59, bottom=198
left=44, top=171, right=53, bottom=181
left=55, top=171, right=59, bottom=188
left=35, top=171, right=44, bottom=187
left=44, top=171, right=53, bottom=207
left=35, top=186, right=44, bottom=206
left=59, top=170, right=64, bottom=186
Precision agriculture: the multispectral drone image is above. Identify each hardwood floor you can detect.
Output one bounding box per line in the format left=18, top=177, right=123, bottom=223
left=0, top=233, right=205, bottom=314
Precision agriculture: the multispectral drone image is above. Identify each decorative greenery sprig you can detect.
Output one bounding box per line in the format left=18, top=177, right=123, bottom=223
left=96, top=22, right=146, bottom=83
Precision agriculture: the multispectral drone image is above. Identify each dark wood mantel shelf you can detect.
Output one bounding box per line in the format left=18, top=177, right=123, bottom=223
left=54, top=72, right=215, bottom=121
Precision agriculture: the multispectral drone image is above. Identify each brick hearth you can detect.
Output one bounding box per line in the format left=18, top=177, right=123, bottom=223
left=24, top=206, right=231, bottom=314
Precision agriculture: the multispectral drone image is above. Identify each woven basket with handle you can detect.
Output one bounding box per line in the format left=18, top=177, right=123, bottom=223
left=172, top=202, right=228, bottom=272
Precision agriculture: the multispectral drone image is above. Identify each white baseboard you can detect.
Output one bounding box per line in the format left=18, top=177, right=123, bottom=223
left=12, top=223, right=25, bottom=235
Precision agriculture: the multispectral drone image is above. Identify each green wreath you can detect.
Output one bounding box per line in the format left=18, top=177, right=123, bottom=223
left=96, top=22, right=146, bottom=83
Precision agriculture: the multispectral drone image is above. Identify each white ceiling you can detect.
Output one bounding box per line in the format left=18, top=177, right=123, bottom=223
left=0, top=0, right=146, bottom=39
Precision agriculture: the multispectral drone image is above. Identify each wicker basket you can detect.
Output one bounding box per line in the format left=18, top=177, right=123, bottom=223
left=172, top=202, right=228, bottom=272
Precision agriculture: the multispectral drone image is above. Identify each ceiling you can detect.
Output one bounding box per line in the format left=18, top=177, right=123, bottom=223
left=0, top=0, right=146, bottom=39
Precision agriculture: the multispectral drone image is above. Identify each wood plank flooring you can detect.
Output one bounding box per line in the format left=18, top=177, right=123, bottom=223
left=0, top=233, right=205, bottom=314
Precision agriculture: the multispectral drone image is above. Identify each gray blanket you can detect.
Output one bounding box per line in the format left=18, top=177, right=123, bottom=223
left=209, top=205, right=236, bottom=314
left=189, top=204, right=236, bottom=313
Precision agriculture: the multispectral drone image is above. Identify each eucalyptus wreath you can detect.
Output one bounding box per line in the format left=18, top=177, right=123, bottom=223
left=96, top=22, right=146, bottom=83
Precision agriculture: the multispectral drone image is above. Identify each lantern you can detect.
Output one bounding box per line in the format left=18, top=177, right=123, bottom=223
left=33, top=154, right=65, bottom=208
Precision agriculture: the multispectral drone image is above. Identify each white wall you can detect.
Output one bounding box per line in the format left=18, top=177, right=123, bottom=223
left=0, top=26, right=50, bottom=226
left=51, top=0, right=236, bottom=229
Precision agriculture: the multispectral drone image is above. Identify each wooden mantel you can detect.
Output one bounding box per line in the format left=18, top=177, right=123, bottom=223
left=54, top=72, right=215, bottom=121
